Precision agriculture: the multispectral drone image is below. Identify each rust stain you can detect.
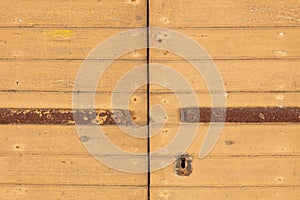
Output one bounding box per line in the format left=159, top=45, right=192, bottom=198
left=2, top=107, right=299, bottom=125
left=225, top=140, right=235, bottom=145
left=181, top=107, right=300, bottom=123
left=0, top=109, right=132, bottom=125
left=174, top=153, right=192, bottom=176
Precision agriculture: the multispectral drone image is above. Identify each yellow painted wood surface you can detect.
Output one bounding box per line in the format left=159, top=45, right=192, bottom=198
left=1, top=186, right=147, bottom=200
left=0, top=125, right=147, bottom=155
left=150, top=0, right=300, bottom=27
left=0, top=92, right=299, bottom=108
left=148, top=0, right=300, bottom=199
left=0, top=0, right=148, bottom=199
left=151, top=124, right=300, bottom=156
left=1, top=0, right=300, bottom=199
left=1, top=60, right=299, bottom=92
left=1, top=124, right=299, bottom=157
left=0, top=0, right=146, bottom=28
left=0, top=29, right=146, bottom=60
left=0, top=28, right=299, bottom=60
left=151, top=187, right=300, bottom=200
left=150, top=28, right=300, bottom=60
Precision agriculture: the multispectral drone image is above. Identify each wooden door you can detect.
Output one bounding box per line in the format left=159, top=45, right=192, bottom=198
left=149, top=0, right=300, bottom=199
left=1, top=0, right=300, bottom=199
left=0, top=1, right=148, bottom=199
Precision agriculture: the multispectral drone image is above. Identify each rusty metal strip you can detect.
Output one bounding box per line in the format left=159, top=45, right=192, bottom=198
left=181, top=107, right=300, bottom=123
left=0, top=108, right=132, bottom=125
left=2, top=107, right=300, bottom=125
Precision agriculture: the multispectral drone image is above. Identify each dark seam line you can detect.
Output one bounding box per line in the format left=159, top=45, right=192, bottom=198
left=0, top=183, right=148, bottom=187
left=2, top=183, right=299, bottom=188
left=146, top=0, right=151, bottom=199
left=0, top=25, right=299, bottom=29
left=1, top=90, right=300, bottom=94
left=1, top=152, right=299, bottom=158
left=1, top=58, right=300, bottom=61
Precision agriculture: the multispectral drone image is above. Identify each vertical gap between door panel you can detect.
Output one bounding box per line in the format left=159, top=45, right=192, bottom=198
left=146, top=0, right=150, bottom=199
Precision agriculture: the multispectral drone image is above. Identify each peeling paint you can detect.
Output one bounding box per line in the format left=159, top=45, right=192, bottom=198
left=0, top=108, right=132, bottom=125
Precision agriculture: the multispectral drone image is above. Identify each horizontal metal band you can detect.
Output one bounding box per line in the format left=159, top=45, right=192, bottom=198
left=181, top=107, right=300, bottom=123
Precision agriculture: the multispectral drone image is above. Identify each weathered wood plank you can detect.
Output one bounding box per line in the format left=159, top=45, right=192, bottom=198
left=151, top=157, right=300, bottom=186
left=150, top=124, right=300, bottom=156
left=0, top=60, right=147, bottom=92
left=0, top=125, right=147, bottom=155
left=0, top=154, right=147, bottom=185
left=0, top=91, right=149, bottom=114
left=0, top=151, right=299, bottom=186
left=151, top=187, right=300, bottom=200
left=0, top=29, right=146, bottom=60
left=0, top=60, right=299, bottom=92
left=0, top=0, right=146, bottom=28
left=149, top=60, right=300, bottom=92
left=0, top=185, right=147, bottom=200
left=0, top=29, right=299, bottom=60
left=150, top=0, right=300, bottom=27
left=0, top=124, right=299, bottom=157
left=150, top=28, right=300, bottom=60
left=0, top=91, right=298, bottom=109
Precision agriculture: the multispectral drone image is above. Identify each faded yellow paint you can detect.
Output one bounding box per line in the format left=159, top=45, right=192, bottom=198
left=43, top=30, right=74, bottom=39
left=27, top=22, right=35, bottom=27
left=0, top=0, right=299, bottom=199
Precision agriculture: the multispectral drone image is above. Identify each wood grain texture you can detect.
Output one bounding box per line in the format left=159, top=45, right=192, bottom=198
left=151, top=124, right=300, bottom=156
left=0, top=125, right=147, bottom=155
left=0, top=185, right=147, bottom=200
left=1, top=152, right=299, bottom=187
left=1, top=28, right=299, bottom=60
left=151, top=156, right=300, bottom=186
left=0, top=125, right=298, bottom=157
left=0, top=0, right=146, bottom=28
left=150, top=0, right=300, bottom=27
left=150, top=28, right=300, bottom=60
left=1, top=0, right=300, bottom=199
left=0, top=29, right=146, bottom=60
left=0, top=92, right=298, bottom=109
left=149, top=60, right=300, bottom=92
left=151, top=187, right=300, bottom=200
left=1, top=60, right=299, bottom=92
left=0, top=60, right=147, bottom=92
left=0, top=153, right=147, bottom=185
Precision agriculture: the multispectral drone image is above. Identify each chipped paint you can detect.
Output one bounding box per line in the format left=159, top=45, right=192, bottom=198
left=0, top=108, right=132, bottom=125
left=43, top=30, right=74, bottom=39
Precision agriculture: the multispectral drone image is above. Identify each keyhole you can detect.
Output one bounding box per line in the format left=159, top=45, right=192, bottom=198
left=180, top=157, right=186, bottom=169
